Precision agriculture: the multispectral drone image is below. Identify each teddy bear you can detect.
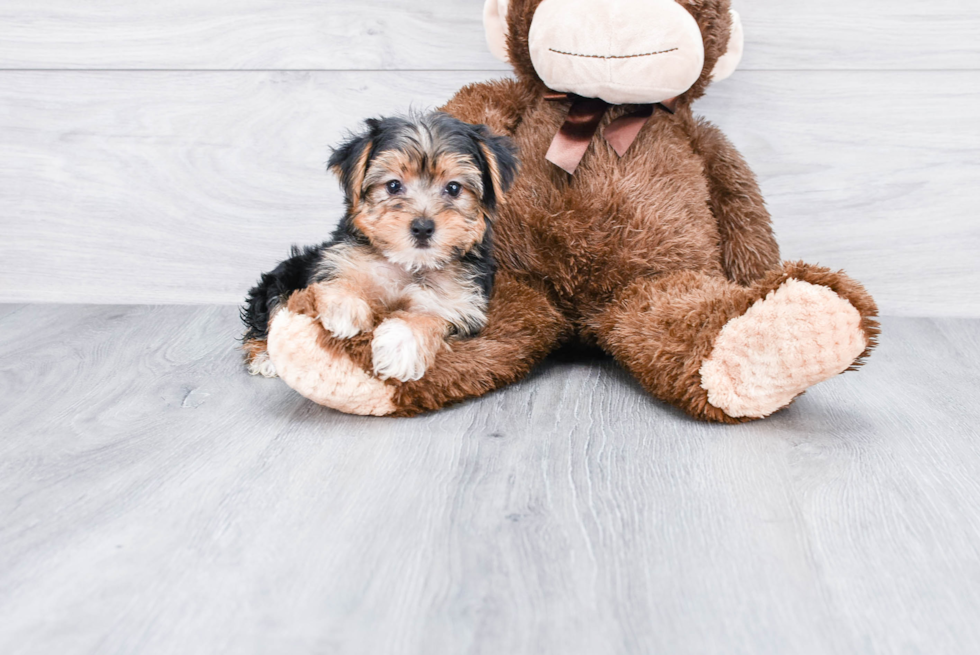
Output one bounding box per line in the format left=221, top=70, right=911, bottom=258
left=262, top=0, right=879, bottom=423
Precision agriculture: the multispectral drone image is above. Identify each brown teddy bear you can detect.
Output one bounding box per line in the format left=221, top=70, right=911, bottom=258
left=262, top=0, right=879, bottom=422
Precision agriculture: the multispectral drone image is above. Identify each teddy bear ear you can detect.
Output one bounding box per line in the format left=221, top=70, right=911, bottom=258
left=483, top=0, right=510, bottom=63
left=711, top=9, right=744, bottom=83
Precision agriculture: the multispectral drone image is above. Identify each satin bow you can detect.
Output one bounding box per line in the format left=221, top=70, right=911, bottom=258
left=544, top=93, right=678, bottom=175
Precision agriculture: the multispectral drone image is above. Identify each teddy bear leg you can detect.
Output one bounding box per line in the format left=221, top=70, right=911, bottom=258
left=593, top=263, right=879, bottom=423
left=267, top=273, right=568, bottom=417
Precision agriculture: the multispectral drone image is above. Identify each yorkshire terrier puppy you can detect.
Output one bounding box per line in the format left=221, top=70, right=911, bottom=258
left=241, top=112, right=518, bottom=383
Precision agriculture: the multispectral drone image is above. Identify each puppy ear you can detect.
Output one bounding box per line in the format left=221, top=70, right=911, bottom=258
left=328, top=118, right=380, bottom=205
left=483, top=0, right=510, bottom=62
left=711, top=9, right=744, bottom=83
left=473, top=124, right=519, bottom=214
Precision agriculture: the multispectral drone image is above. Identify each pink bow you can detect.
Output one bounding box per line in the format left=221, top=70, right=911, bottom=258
left=544, top=93, right=678, bottom=175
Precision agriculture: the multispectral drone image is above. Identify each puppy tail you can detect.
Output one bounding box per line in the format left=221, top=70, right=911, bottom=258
left=241, top=243, right=326, bottom=347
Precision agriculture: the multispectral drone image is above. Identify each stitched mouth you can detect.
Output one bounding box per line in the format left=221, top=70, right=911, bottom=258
left=548, top=47, right=679, bottom=60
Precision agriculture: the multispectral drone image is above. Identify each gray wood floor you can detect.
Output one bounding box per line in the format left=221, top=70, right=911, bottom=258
left=2, top=304, right=979, bottom=654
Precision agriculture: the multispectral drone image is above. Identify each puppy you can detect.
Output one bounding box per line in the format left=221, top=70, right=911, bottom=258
left=241, top=112, right=518, bottom=383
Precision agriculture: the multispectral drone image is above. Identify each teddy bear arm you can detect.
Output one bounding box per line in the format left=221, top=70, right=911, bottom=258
left=386, top=272, right=569, bottom=416
left=687, top=117, right=781, bottom=286
left=439, top=78, right=536, bottom=137
left=267, top=273, right=568, bottom=417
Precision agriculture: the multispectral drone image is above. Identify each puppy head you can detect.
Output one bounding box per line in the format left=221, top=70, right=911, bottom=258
left=328, top=112, right=518, bottom=271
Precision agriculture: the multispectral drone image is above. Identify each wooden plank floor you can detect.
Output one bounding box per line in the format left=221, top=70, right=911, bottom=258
left=1, top=304, right=979, bottom=654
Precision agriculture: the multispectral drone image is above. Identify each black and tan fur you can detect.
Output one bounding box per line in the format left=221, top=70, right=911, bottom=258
left=241, top=112, right=518, bottom=380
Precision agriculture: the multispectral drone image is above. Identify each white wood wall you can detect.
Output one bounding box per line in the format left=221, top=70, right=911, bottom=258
left=1, top=1, right=978, bottom=316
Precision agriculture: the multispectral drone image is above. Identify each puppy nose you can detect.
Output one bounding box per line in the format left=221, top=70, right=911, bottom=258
left=410, top=218, right=435, bottom=241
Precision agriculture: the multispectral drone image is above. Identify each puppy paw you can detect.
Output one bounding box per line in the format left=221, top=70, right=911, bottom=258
left=319, top=295, right=374, bottom=339
left=247, top=351, right=278, bottom=378
left=371, top=318, right=428, bottom=382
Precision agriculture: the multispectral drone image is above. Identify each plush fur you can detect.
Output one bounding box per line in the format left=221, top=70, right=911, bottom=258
left=257, top=0, right=879, bottom=422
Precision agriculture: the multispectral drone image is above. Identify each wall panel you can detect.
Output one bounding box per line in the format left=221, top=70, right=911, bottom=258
left=0, top=0, right=977, bottom=71
left=1, top=70, right=976, bottom=315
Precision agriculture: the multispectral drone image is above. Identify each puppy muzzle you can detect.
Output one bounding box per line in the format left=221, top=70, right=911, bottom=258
left=410, top=217, right=436, bottom=247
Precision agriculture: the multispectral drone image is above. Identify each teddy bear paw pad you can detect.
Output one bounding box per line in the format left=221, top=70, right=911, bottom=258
left=699, top=279, right=867, bottom=419
left=267, top=308, right=396, bottom=416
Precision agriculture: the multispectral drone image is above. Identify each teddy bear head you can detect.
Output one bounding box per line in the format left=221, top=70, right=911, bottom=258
left=484, top=0, right=743, bottom=105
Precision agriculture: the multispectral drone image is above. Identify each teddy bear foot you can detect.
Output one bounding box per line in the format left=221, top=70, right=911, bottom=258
left=267, top=306, right=396, bottom=416
left=699, top=278, right=868, bottom=419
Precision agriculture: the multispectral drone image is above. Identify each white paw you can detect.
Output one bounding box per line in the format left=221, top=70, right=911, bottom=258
left=247, top=351, right=278, bottom=378
left=320, top=296, right=373, bottom=339
left=371, top=318, right=428, bottom=382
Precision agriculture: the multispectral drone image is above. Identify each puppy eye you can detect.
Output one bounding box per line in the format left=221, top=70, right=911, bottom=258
left=445, top=181, right=462, bottom=198
left=385, top=180, right=402, bottom=195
